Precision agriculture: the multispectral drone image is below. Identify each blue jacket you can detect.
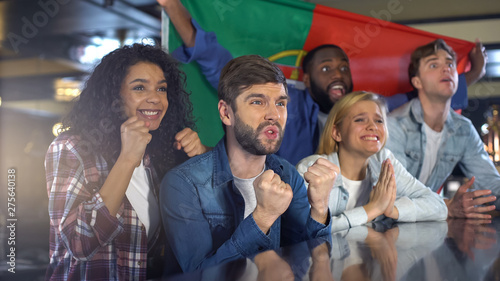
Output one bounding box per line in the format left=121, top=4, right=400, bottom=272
left=387, top=98, right=500, bottom=209
left=172, top=19, right=468, bottom=166
left=160, top=138, right=331, bottom=272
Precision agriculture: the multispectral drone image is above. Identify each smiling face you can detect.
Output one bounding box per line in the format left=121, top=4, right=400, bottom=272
left=333, top=100, right=386, bottom=159
left=412, top=49, right=458, bottom=102
left=224, top=83, right=288, bottom=155
left=120, top=61, right=168, bottom=131
left=304, top=47, right=353, bottom=113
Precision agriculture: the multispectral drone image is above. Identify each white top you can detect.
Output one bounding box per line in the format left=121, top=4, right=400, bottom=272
left=342, top=173, right=372, bottom=210
left=419, top=122, right=443, bottom=185
left=317, top=111, right=328, bottom=138
left=233, top=167, right=265, bottom=219
left=125, top=160, right=160, bottom=240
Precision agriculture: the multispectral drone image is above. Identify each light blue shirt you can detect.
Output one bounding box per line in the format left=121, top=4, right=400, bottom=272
left=296, top=148, right=447, bottom=233
left=387, top=98, right=500, bottom=209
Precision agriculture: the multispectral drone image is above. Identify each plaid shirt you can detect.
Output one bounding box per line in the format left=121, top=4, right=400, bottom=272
left=45, top=134, right=161, bottom=280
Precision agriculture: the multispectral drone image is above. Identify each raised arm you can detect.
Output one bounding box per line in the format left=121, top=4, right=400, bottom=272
left=297, top=155, right=371, bottom=232
left=302, top=158, right=338, bottom=224
left=282, top=162, right=332, bottom=244
left=45, top=117, right=151, bottom=260
left=161, top=169, right=282, bottom=272
left=157, top=0, right=233, bottom=89
left=173, top=127, right=211, bottom=157
left=464, top=39, right=487, bottom=86
left=100, top=117, right=151, bottom=216
left=157, top=0, right=195, bottom=47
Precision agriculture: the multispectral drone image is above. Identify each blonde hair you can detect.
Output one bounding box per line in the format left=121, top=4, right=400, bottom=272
left=316, top=91, right=388, bottom=155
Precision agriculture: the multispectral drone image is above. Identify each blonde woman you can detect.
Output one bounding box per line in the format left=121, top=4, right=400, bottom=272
left=296, top=91, right=447, bottom=232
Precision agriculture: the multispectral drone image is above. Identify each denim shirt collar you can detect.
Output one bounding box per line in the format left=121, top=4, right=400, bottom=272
left=212, top=137, right=286, bottom=187
left=408, top=98, right=457, bottom=134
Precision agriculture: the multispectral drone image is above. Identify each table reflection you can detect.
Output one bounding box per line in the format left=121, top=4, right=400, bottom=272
left=403, top=219, right=499, bottom=281
left=329, top=220, right=448, bottom=281
left=161, top=219, right=500, bottom=281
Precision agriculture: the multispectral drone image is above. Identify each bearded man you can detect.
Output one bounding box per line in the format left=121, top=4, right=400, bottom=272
left=160, top=55, right=338, bottom=273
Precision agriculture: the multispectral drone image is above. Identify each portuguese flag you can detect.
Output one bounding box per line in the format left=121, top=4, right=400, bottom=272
left=167, top=0, right=475, bottom=146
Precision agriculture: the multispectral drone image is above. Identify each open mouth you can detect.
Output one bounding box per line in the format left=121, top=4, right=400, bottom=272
left=361, top=135, right=379, bottom=141
left=328, top=83, right=346, bottom=100
left=138, top=109, right=162, bottom=119
left=440, top=77, right=454, bottom=84
left=139, top=110, right=160, bottom=116
left=263, top=125, right=280, bottom=140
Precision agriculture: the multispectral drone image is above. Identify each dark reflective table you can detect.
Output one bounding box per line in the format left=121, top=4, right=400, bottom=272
left=159, top=218, right=500, bottom=281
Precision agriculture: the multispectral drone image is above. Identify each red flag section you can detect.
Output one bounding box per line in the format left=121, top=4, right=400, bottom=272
left=304, top=5, right=475, bottom=96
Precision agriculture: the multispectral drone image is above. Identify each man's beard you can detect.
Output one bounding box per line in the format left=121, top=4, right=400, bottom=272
left=233, top=114, right=284, bottom=155
left=309, top=78, right=353, bottom=114
left=309, top=78, right=335, bottom=114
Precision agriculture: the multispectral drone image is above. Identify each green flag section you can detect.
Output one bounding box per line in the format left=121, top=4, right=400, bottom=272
left=168, top=0, right=475, bottom=146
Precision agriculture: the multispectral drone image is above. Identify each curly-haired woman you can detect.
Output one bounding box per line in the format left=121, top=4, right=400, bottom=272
left=44, top=44, right=207, bottom=280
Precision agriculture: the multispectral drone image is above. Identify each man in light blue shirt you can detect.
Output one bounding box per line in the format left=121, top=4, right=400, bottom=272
left=387, top=39, right=499, bottom=219
left=160, top=55, right=338, bottom=273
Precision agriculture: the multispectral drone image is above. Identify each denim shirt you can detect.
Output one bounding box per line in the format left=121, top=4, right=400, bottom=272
left=171, top=19, right=469, bottom=166
left=387, top=98, right=500, bottom=209
left=296, top=148, right=447, bottom=233
left=160, top=138, right=331, bottom=272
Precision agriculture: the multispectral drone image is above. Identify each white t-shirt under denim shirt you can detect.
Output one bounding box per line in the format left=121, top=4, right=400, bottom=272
left=233, top=166, right=266, bottom=219
left=419, top=122, right=443, bottom=185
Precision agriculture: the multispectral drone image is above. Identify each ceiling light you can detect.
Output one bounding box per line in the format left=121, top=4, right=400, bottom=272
left=52, top=122, right=64, bottom=137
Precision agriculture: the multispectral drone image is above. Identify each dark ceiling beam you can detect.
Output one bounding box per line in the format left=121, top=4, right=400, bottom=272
left=396, top=13, right=500, bottom=25
left=84, top=0, right=161, bottom=34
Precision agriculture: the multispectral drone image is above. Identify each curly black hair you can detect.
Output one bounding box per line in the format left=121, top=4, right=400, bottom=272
left=61, top=43, right=194, bottom=176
